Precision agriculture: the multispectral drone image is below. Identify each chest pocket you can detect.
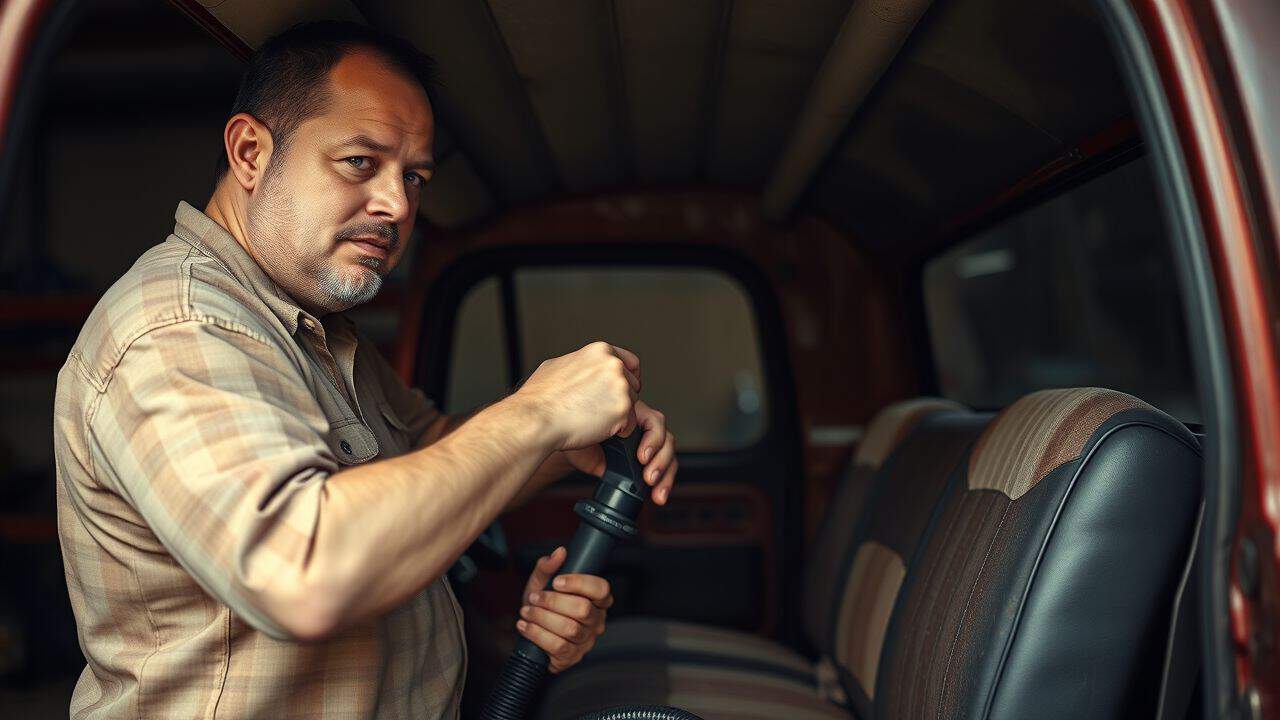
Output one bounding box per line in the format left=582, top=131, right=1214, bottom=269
left=377, top=401, right=415, bottom=456
left=329, top=420, right=379, bottom=465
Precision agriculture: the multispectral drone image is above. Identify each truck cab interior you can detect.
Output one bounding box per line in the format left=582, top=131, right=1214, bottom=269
left=1, top=0, right=1270, bottom=718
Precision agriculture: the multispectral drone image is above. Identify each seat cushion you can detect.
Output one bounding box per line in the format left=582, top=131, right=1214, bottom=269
left=536, top=660, right=851, bottom=720
left=579, top=617, right=815, bottom=682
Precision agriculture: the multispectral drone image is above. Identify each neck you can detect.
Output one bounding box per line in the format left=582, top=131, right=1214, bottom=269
left=205, top=179, right=256, bottom=262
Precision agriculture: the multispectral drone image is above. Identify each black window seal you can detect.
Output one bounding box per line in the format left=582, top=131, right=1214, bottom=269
left=1091, top=1, right=1241, bottom=716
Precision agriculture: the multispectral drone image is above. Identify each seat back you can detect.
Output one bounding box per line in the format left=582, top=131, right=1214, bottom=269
left=820, top=403, right=992, bottom=717
left=802, top=398, right=967, bottom=651
left=874, top=388, right=1202, bottom=719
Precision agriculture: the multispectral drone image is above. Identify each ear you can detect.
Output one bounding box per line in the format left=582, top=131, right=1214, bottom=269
left=223, top=112, right=276, bottom=192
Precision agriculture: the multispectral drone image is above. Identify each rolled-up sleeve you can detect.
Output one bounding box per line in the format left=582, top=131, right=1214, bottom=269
left=87, top=319, right=337, bottom=639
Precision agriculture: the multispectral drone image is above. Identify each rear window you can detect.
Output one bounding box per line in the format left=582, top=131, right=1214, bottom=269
left=447, top=266, right=768, bottom=451
left=922, top=156, right=1199, bottom=421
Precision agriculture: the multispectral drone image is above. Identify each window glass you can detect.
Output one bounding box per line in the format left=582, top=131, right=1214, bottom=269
left=446, top=266, right=768, bottom=450
left=923, top=157, right=1199, bottom=421
left=446, top=276, right=510, bottom=413
left=516, top=267, right=767, bottom=450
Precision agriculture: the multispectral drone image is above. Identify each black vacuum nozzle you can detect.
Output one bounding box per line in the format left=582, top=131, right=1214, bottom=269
left=480, top=431, right=649, bottom=720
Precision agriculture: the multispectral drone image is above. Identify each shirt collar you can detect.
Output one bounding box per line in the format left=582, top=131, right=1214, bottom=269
left=171, top=200, right=314, bottom=336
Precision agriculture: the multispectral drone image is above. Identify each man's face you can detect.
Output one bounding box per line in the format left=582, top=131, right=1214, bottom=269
left=246, top=50, right=435, bottom=315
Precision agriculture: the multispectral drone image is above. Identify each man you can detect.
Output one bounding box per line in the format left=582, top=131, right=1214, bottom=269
left=53, top=21, right=676, bottom=719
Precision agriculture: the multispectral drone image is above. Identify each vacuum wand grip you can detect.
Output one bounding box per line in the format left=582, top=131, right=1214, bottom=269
left=510, top=430, right=647, bottom=665
left=600, top=428, right=648, bottom=501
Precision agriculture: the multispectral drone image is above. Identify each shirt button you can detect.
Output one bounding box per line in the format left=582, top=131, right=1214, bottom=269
left=340, top=439, right=353, bottom=455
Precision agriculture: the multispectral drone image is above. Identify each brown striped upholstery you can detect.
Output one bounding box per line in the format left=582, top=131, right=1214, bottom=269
left=572, top=618, right=815, bottom=679
left=831, top=541, right=904, bottom=698
left=968, top=387, right=1144, bottom=499
left=854, top=397, right=966, bottom=469
left=537, top=399, right=986, bottom=720
left=832, top=407, right=991, bottom=718
left=804, top=397, right=966, bottom=648
left=876, top=388, right=1202, bottom=719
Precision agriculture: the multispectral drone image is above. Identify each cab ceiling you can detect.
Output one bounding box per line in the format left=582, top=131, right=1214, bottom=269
left=198, top=0, right=1131, bottom=253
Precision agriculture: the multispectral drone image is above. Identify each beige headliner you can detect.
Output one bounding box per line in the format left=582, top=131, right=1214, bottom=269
left=190, top=0, right=1130, bottom=251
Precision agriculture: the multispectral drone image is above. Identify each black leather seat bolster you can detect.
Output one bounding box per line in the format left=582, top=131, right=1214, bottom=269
left=984, top=409, right=1203, bottom=719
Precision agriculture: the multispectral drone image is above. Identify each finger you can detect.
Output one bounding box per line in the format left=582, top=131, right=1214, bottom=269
left=621, top=365, right=641, bottom=394
left=516, top=619, right=573, bottom=668
left=529, top=589, right=598, bottom=621
left=643, top=433, right=676, bottom=487
left=551, top=573, right=612, bottom=604
left=606, top=344, right=641, bottom=379
left=654, top=458, right=678, bottom=505
left=634, top=402, right=666, bottom=465
left=617, top=405, right=639, bottom=439
left=520, top=604, right=592, bottom=643
left=524, top=546, right=566, bottom=599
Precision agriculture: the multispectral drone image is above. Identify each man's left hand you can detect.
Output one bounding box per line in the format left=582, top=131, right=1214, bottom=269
left=516, top=546, right=612, bottom=673
left=560, top=400, right=678, bottom=504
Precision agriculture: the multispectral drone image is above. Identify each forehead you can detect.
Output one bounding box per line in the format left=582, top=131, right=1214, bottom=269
left=311, top=50, right=434, bottom=150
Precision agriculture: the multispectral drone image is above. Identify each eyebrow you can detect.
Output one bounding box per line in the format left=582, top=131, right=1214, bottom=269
left=335, top=133, right=436, bottom=172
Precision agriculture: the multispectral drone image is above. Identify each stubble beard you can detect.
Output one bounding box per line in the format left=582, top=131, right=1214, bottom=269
left=247, top=163, right=384, bottom=314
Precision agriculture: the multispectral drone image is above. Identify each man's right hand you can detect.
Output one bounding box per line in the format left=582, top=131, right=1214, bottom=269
left=514, top=341, right=641, bottom=450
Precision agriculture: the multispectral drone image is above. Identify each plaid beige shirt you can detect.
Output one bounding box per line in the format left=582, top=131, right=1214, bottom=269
left=54, top=201, right=465, bottom=719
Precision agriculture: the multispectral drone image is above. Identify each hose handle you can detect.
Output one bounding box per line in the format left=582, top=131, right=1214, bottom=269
left=600, top=429, right=647, bottom=500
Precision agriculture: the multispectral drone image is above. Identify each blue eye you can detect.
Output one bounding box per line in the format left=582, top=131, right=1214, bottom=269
left=345, top=156, right=369, bottom=169
left=405, top=172, right=425, bottom=188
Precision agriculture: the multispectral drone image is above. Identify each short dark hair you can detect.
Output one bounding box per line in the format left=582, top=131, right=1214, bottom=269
left=214, top=21, right=438, bottom=182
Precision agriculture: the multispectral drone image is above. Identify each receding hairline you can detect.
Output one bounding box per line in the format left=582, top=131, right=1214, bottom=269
left=294, top=45, right=434, bottom=128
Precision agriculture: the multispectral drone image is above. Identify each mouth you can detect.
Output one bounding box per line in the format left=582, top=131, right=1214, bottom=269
left=347, top=236, right=391, bottom=262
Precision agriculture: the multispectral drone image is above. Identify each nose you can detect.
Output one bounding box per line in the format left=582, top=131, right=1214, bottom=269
left=365, top=168, right=411, bottom=225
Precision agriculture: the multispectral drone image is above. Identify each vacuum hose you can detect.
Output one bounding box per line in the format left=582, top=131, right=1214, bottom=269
left=480, top=432, right=702, bottom=720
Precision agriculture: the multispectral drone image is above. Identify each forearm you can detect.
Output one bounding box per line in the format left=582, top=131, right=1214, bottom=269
left=281, top=394, right=558, bottom=637
left=419, top=403, right=572, bottom=512
left=506, top=451, right=573, bottom=512
left=416, top=406, right=478, bottom=448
